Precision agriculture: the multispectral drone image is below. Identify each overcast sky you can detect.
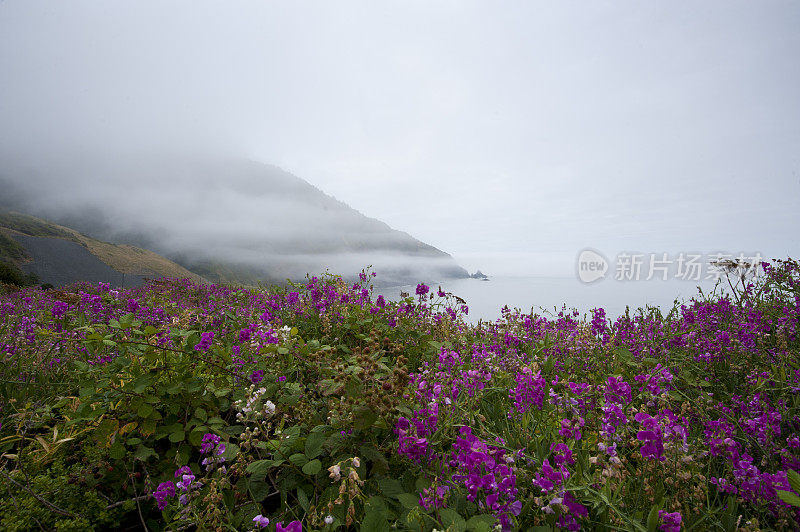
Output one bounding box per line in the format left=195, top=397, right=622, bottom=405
left=1, top=1, right=798, bottom=276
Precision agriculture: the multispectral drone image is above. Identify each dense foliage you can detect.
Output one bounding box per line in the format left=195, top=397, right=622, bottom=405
left=0, top=260, right=39, bottom=288
left=0, top=261, right=798, bottom=531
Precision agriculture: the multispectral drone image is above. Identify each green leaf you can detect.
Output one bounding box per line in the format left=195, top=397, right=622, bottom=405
left=305, top=431, right=326, bottom=459
left=169, top=430, right=186, bottom=443
left=352, top=405, right=378, bottom=430
left=133, top=375, right=154, bottom=394
left=344, top=377, right=363, bottom=398
left=297, top=487, right=310, bottom=511
left=360, top=444, right=389, bottom=473
left=109, top=442, right=126, bottom=460
left=361, top=505, right=391, bottom=532
left=136, top=404, right=154, bottom=418
left=289, top=453, right=309, bottom=467
left=465, top=515, right=496, bottom=532
left=377, top=477, right=403, bottom=498
left=133, top=445, right=156, bottom=461
left=302, top=459, right=322, bottom=475
left=247, top=459, right=281, bottom=480
left=220, top=442, right=239, bottom=461
left=776, top=490, right=800, bottom=507
left=788, top=470, right=800, bottom=495
left=177, top=444, right=191, bottom=465
left=324, top=433, right=346, bottom=454
left=189, top=428, right=207, bottom=446
left=647, top=503, right=660, bottom=532
left=248, top=479, right=271, bottom=501
left=396, top=493, right=419, bottom=509
left=439, top=508, right=466, bottom=531
left=140, top=419, right=157, bottom=436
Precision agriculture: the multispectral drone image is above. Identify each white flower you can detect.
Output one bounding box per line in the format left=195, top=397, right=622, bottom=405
left=352, top=456, right=360, bottom=467
left=264, top=400, right=276, bottom=416
left=324, top=515, right=334, bottom=525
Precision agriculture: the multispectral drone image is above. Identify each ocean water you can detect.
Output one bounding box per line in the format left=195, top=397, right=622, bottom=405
left=384, top=275, right=728, bottom=323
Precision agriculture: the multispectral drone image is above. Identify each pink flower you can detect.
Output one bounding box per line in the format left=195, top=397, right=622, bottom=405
left=276, top=520, right=302, bottom=532
left=252, top=514, right=270, bottom=528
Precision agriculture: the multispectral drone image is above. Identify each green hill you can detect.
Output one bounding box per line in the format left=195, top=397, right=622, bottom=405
left=0, top=210, right=206, bottom=287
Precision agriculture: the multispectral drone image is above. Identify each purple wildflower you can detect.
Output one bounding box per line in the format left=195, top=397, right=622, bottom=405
left=276, top=521, right=302, bottom=532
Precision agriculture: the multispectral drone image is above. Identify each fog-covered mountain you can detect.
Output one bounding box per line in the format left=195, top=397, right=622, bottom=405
left=1, top=155, right=468, bottom=286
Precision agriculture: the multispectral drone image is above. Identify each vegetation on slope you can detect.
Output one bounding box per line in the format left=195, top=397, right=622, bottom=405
left=0, top=210, right=205, bottom=283
left=0, top=261, right=798, bottom=531
left=0, top=261, right=38, bottom=288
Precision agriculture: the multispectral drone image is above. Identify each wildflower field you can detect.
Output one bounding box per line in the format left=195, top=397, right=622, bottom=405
left=0, top=261, right=799, bottom=531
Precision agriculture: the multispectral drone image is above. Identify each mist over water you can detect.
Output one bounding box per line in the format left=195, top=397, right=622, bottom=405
left=387, top=275, right=728, bottom=323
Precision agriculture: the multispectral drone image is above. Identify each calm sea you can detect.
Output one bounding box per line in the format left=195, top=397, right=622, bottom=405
left=383, top=276, right=728, bottom=323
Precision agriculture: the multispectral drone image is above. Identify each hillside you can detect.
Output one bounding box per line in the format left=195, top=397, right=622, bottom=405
left=1, top=156, right=470, bottom=286
left=0, top=210, right=205, bottom=287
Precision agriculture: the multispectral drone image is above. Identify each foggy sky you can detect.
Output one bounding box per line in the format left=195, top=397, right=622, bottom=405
left=1, top=1, right=799, bottom=276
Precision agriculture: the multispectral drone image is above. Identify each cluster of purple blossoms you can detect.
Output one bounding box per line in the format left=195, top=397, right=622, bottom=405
left=658, top=510, right=682, bottom=532
left=126, top=298, right=139, bottom=312
left=450, top=427, right=521, bottom=530
left=395, top=415, right=432, bottom=463
left=200, top=433, right=227, bottom=471
left=635, top=412, right=665, bottom=461
left=601, top=376, right=631, bottom=438
left=590, top=307, right=607, bottom=336
left=604, top=375, right=632, bottom=404
left=194, top=331, right=214, bottom=352
left=50, top=301, right=70, bottom=318
left=416, top=283, right=429, bottom=296
left=634, top=363, right=675, bottom=395
left=704, top=418, right=740, bottom=459
left=174, top=466, right=199, bottom=505
left=151, top=466, right=202, bottom=510
left=152, top=481, right=175, bottom=510
left=532, top=443, right=587, bottom=531
left=559, top=416, right=585, bottom=441
left=419, top=484, right=450, bottom=510
left=711, top=452, right=800, bottom=511
left=509, top=366, right=546, bottom=414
